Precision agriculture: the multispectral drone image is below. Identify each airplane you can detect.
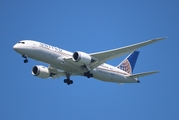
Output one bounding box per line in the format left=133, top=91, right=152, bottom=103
left=13, top=37, right=165, bottom=85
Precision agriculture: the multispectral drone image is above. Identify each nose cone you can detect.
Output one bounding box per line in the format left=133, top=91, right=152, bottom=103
left=13, top=44, right=18, bottom=51
left=13, top=43, right=28, bottom=54
left=13, top=44, right=22, bottom=53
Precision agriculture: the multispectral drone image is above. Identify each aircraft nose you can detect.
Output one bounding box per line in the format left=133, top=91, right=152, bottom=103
left=13, top=44, right=21, bottom=52
left=13, top=44, right=18, bottom=51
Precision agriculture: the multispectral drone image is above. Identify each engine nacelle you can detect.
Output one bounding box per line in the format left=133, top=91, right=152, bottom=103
left=72, top=51, right=92, bottom=64
left=32, top=65, right=50, bottom=78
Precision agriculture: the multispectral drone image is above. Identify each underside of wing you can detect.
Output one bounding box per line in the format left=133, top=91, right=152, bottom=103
left=63, top=37, right=166, bottom=71
left=48, top=65, right=80, bottom=78
left=89, top=37, right=166, bottom=69
left=48, top=65, right=66, bottom=78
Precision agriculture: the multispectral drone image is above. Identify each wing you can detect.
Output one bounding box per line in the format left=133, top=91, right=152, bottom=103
left=89, top=37, right=166, bottom=69
left=64, top=37, right=166, bottom=70
left=48, top=65, right=65, bottom=79
left=48, top=65, right=79, bottom=79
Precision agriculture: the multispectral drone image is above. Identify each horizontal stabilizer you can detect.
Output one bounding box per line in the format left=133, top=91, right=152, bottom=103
left=127, top=71, right=159, bottom=79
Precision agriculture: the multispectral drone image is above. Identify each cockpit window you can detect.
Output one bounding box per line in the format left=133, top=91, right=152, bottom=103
left=18, top=41, right=25, bottom=44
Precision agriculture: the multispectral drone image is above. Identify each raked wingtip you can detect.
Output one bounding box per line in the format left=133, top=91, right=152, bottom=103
left=154, top=37, right=167, bottom=41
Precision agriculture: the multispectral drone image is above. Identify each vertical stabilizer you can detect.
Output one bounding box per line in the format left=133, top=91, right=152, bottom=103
left=116, top=51, right=140, bottom=74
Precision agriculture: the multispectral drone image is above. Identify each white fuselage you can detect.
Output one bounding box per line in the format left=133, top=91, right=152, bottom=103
left=13, top=40, right=138, bottom=83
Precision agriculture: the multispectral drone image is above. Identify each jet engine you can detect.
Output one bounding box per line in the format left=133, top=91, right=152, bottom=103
left=72, top=51, right=92, bottom=64
left=32, top=65, right=50, bottom=78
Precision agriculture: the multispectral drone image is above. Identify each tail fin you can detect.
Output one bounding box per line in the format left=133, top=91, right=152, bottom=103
left=116, top=51, right=140, bottom=74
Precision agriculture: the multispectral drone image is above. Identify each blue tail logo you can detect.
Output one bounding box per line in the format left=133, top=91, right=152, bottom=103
left=117, top=51, right=140, bottom=74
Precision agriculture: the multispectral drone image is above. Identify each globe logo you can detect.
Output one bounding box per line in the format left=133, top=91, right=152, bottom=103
left=118, top=60, right=132, bottom=74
